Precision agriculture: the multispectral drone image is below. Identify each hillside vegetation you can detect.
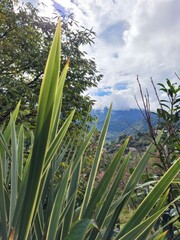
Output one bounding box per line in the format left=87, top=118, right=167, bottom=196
left=91, top=108, right=158, bottom=141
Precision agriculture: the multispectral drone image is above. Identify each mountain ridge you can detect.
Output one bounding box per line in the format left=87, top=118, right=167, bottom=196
left=91, top=108, right=158, bottom=142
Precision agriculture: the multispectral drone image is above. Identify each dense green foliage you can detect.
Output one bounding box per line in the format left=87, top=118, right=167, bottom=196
left=106, top=131, right=151, bottom=153
left=0, top=19, right=180, bottom=240
left=0, top=0, right=102, bottom=127
left=156, top=79, right=180, bottom=166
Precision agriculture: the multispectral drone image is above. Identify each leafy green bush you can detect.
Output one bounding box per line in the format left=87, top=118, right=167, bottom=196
left=136, top=77, right=180, bottom=238
left=0, top=20, right=179, bottom=240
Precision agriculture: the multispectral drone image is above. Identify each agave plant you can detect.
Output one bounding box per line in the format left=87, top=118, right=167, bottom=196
left=0, top=20, right=179, bottom=240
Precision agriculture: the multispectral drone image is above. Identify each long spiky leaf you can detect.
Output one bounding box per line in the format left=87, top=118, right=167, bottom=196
left=80, top=104, right=112, bottom=218
left=18, top=20, right=61, bottom=239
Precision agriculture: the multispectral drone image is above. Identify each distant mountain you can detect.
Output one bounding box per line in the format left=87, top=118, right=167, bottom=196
left=91, top=108, right=158, bottom=142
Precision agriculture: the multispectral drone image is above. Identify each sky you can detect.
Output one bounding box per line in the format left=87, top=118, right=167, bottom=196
left=20, top=0, right=180, bottom=110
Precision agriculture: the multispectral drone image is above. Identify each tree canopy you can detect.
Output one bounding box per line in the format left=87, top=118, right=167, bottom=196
left=0, top=0, right=102, bottom=128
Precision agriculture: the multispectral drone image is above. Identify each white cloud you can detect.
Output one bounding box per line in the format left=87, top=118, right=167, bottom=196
left=80, top=0, right=180, bottom=110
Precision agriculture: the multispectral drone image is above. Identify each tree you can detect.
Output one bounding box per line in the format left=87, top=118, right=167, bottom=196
left=0, top=0, right=102, bottom=127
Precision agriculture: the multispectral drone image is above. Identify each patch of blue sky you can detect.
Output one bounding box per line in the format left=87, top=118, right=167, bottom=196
left=52, top=0, right=71, bottom=17
left=97, top=90, right=112, bottom=96
left=114, top=82, right=128, bottom=90
left=99, top=20, right=129, bottom=45
left=103, top=86, right=111, bottom=89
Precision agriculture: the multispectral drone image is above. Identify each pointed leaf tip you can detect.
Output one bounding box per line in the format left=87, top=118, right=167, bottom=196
left=66, top=58, right=70, bottom=67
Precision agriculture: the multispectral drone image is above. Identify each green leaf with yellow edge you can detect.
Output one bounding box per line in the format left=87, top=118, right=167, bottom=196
left=103, top=132, right=163, bottom=240
left=88, top=150, right=131, bottom=240
left=84, top=138, right=129, bottom=220
left=3, top=101, right=21, bottom=144
left=18, top=20, right=62, bottom=239
left=80, top=103, right=112, bottom=218
left=118, top=201, right=179, bottom=240
left=0, top=157, right=7, bottom=239
left=43, top=109, right=75, bottom=174
left=138, top=189, right=169, bottom=239
left=9, top=119, right=18, bottom=234
left=46, top=165, right=71, bottom=240
left=48, top=59, right=70, bottom=142
left=65, top=219, right=98, bottom=240
left=115, top=157, right=180, bottom=239
left=18, top=125, right=24, bottom=180
left=154, top=231, right=168, bottom=240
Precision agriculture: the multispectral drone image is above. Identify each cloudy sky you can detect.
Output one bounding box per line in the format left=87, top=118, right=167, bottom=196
left=21, top=0, right=180, bottom=110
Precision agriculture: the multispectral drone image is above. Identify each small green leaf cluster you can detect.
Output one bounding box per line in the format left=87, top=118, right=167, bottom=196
left=157, top=79, right=180, bottom=164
